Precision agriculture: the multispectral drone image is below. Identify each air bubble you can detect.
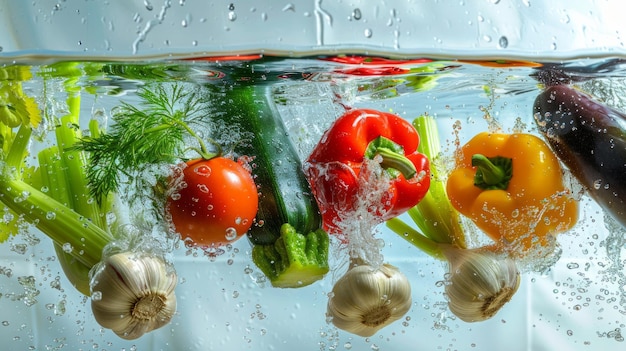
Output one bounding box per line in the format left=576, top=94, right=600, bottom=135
left=566, top=262, right=580, bottom=269
left=91, top=291, right=102, bottom=301
left=225, top=227, right=238, bottom=241
left=62, top=243, right=73, bottom=253
left=364, top=28, right=373, bottom=38
left=352, top=8, right=362, bottom=20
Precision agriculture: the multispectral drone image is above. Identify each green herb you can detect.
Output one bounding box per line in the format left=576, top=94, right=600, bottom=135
left=76, top=83, right=214, bottom=204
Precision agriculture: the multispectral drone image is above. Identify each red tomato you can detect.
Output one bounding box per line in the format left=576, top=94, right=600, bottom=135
left=167, top=157, right=258, bottom=248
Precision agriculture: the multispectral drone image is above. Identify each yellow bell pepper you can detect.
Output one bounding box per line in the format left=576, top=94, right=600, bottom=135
left=446, top=132, right=579, bottom=252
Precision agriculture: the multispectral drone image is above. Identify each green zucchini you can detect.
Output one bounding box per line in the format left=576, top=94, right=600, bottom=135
left=206, top=83, right=329, bottom=288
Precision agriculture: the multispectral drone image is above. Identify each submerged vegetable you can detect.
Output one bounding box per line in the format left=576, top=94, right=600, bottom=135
left=0, top=64, right=177, bottom=339
left=90, top=251, right=178, bottom=340
left=167, top=157, right=258, bottom=247
left=326, top=262, right=412, bottom=337
left=387, top=116, right=521, bottom=322
left=251, top=223, right=329, bottom=288
left=77, top=84, right=258, bottom=249
left=442, top=246, right=520, bottom=322
left=0, top=65, right=112, bottom=270
left=446, top=132, right=579, bottom=253
left=533, top=84, right=626, bottom=228
left=206, top=84, right=329, bottom=288
left=304, top=108, right=430, bottom=238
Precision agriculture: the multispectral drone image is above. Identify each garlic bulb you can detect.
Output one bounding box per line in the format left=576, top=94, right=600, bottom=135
left=327, top=263, right=412, bottom=337
left=90, top=252, right=178, bottom=340
left=442, top=247, right=520, bottom=322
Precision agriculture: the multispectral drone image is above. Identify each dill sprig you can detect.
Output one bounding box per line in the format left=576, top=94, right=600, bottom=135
left=77, top=83, right=212, bottom=204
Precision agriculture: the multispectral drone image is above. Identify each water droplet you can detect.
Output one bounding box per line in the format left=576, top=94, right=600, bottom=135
left=483, top=35, right=492, bottom=43
left=46, top=211, right=56, bottom=220
left=344, top=342, right=353, bottom=349
left=364, top=28, right=373, bottom=38
left=228, top=3, right=235, bottom=11
left=228, top=11, right=237, bottom=21
left=194, top=165, right=211, bottom=176
left=498, top=36, right=508, bottom=48
left=144, top=0, right=153, bottom=11
left=225, top=227, right=238, bottom=241
left=197, top=184, right=209, bottom=193
left=352, top=8, right=362, bottom=20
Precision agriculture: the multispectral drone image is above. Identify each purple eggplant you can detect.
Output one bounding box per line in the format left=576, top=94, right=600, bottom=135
left=533, top=84, right=626, bottom=228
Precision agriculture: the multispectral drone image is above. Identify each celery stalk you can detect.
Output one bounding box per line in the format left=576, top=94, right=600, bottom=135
left=38, top=146, right=93, bottom=295
left=0, top=167, right=111, bottom=268
left=386, top=115, right=467, bottom=256
left=0, top=72, right=114, bottom=270
left=386, top=217, right=445, bottom=260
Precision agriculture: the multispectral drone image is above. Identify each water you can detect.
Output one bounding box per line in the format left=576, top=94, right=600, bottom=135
left=1, top=55, right=626, bottom=350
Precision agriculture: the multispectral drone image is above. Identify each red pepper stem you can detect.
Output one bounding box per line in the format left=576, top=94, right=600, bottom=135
left=365, top=136, right=417, bottom=180
left=471, top=154, right=512, bottom=190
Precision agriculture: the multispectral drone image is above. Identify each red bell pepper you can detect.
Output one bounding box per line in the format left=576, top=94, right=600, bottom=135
left=304, top=109, right=431, bottom=237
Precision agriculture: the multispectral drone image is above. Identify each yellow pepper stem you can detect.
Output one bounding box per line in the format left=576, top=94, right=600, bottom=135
left=471, top=154, right=513, bottom=190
